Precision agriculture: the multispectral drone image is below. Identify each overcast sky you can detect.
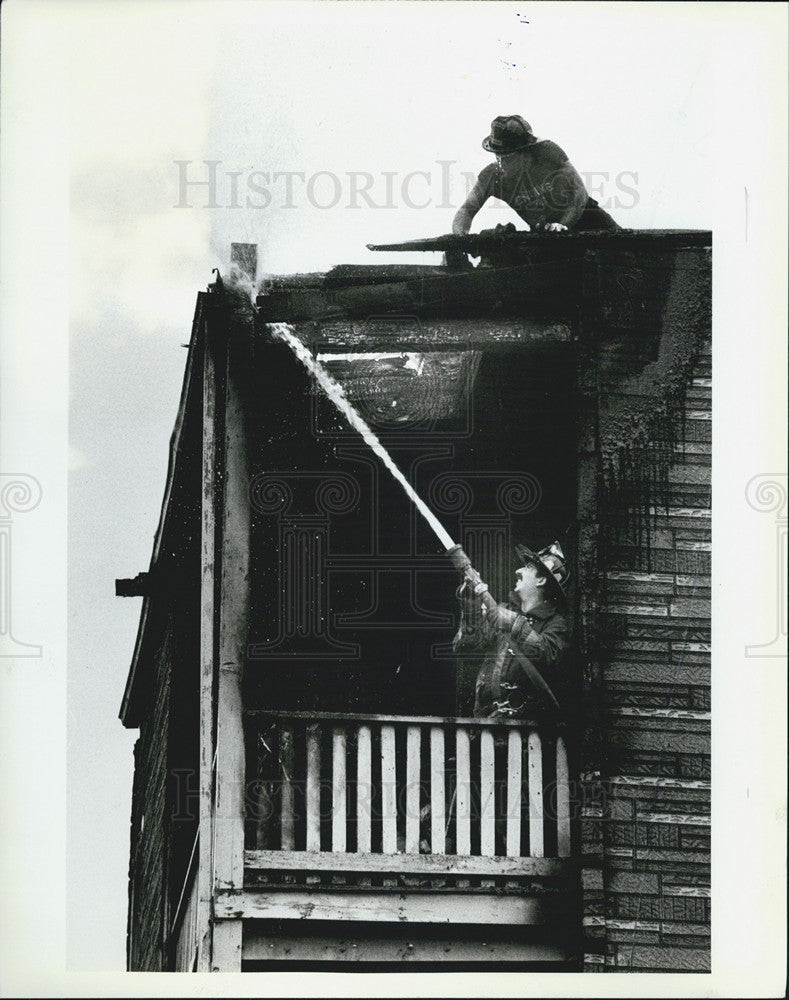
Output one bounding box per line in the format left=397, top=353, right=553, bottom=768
left=2, top=1, right=787, bottom=992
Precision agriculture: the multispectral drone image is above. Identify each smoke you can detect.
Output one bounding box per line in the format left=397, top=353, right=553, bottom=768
left=268, top=322, right=456, bottom=551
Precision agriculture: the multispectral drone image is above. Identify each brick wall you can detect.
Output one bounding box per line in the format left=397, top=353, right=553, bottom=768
left=582, top=340, right=711, bottom=972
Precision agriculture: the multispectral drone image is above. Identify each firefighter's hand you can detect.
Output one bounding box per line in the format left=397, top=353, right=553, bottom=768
left=478, top=222, right=521, bottom=238
left=455, top=580, right=476, bottom=608
left=485, top=603, right=519, bottom=632
left=537, top=222, right=568, bottom=233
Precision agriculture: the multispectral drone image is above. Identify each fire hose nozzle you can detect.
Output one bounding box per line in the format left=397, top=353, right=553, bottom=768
left=446, top=544, right=471, bottom=573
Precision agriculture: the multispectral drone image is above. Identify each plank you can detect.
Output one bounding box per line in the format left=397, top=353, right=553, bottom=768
left=216, top=890, right=549, bottom=926
left=306, top=725, right=321, bottom=852
left=331, top=727, right=347, bottom=853
left=243, top=929, right=574, bottom=964
left=555, top=735, right=571, bottom=858
left=506, top=729, right=523, bottom=858
left=430, top=727, right=446, bottom=854
left=528, top=730, right=544, bottom=858
left=405, top=726, right=421, bottom=854
left=279, top=727, right=295, bottom=851
left=214, top=338, right=251, bottom=899
left=356, top=725, right=372, bottom=853
left=196, top=316, right=219, bottom=971
left=244, top=849, right=572, bottom=878
left=245, top=709, right=555, bottom=729
left=380, top=725, right=397, bottom=854
left=480, top=728, right=496, bottom=857
left=276, top=318, right=573, bottom=352
left=211, top=920, right=241, bottom=973
left=455, top=728, right=471, bottom=857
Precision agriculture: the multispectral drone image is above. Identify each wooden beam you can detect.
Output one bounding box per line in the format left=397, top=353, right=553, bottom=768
left=216, top=890, right=550, bottom=925
left=243, top=849, right=572, bottom=879
left=196, top=315, right=219, bottom=972
left=245, top=709, right=563, bottom=730
left=265, top=318, right=572, bottom=353
left=242, top=929, right=575, bottom=964
left=210, top=333, right=251, bottom=971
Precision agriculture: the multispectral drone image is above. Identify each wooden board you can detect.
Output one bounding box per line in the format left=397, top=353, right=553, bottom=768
left=265, top=318, right=572, bottom=352
left=242, top=928, right=575, bottom=964
left=196, top=317, right=219, bottom=972
left=216, top=890, right=549, bottom=925
left=244, top=849, right=572, bottom=878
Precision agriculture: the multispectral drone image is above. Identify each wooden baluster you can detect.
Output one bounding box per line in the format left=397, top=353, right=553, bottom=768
left=527, top=729, right=544, bottom=858
left=356, top=725, right=372, bottom=854
left=430, top=726, right=446, bottom=854
left=306, top=724, right=321, bottom=852
left=479, top=726, right=496, bottom=857
left=279, top=726, right=295, bottom=851
left=254, top=725, right=276, bottom=850
left=455, top=728, right=471, bottom=856
left=405, top=726, right=421, bottom=854
left=331, top=727, right=347, bottom=852
left=506, top=728, right=523, bottom=857
left=380, top=725, right=397, bottom=854
left=556, top=734, right=571, bottom=857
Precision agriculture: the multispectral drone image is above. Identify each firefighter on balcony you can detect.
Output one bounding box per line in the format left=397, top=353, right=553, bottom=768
left=445, top=114, right=619, bottom=269
left=452, top=542, right=571, bottom=719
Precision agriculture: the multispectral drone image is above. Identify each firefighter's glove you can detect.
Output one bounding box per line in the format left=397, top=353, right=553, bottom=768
left=456, top=579, right=489, bottom=609
left=455, top=580, right=476, bottom=609
left=485, top=603, right=519, bottom=633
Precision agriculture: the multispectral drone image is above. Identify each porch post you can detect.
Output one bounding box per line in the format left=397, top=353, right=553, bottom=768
left=212, top=331, right=252, bottom=971
left=196, top=307, right=221, bottom=971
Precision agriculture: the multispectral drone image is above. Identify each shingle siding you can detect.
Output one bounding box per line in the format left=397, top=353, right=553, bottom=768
left=127, top=625, right=174, bottom=971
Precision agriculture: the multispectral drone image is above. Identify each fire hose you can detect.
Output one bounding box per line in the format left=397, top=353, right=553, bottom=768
left=268, top=322, right=561, bottom=711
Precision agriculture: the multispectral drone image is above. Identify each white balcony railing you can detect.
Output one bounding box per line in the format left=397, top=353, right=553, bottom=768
left=245, top=711, right=572, bottom=865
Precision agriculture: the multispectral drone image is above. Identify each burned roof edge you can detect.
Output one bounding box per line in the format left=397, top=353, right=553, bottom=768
left=119, top=291, right=208, bottom=728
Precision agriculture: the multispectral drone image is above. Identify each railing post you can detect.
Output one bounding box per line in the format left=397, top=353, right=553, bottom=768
left=306, top=724, right=321, bottom=851
left=429, top=727, right=446, bottom=854
left=527, top=729, right=544, bottom=858
left=405, top=726, right=421, bottom=854
left=479, top=726, right=496, bottom=857
left=356, top=725, right=372, bottom=853
left=455, top=728, right=471, bottom=856
left=555, top=734, right=571, bottom=857
left=280, top=726, right=295, bottom=851
left=506, top=728, right=523, bottom=857
left=380, top=725, right=397, bottom=854
left=331, top=727, right=347, bottom=852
